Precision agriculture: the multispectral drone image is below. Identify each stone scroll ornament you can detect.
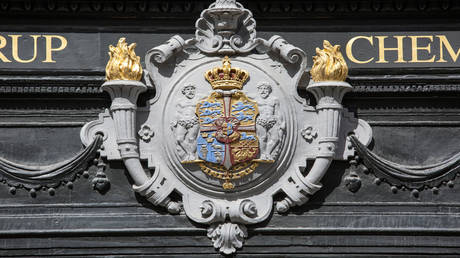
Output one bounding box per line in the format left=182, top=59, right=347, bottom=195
left=80, top=1, right=372, bottom=254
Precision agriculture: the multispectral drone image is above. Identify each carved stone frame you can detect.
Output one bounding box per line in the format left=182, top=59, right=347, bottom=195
left=80, top=0, right=372, bottom=254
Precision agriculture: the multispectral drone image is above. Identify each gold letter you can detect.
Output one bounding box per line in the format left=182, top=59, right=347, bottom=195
left=43, top=35, right=67, bottom=63
left=0, top=36, right=11, bottom=62
left=346, top=36, right=374, bottom=64
left=409, top=36, right=435, bottom=63
left=437, top=35, right=460, bottom=63
left=10, top=35, right=40, bottom=63
left=376, top=36, right=406, bottom=63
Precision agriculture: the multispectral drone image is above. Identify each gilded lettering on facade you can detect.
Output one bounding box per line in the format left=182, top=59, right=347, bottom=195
left=0, top=34, right=67, bottom=63
left=1, top=33, right=460, bottom=67
left=345, top=34, right=460, bottom=64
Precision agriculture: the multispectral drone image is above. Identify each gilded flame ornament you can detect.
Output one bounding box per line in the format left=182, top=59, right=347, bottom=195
left=105, top=37, right=143, bottom=81
left=310, top=40, right=348, bottom=82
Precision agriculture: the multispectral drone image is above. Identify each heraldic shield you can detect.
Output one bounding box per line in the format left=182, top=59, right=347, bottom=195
left=193, top=57, right=262, bottom=189
left=196, top=92, right=259, bottom=168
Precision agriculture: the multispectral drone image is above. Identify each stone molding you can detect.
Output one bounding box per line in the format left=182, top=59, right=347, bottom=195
left=1, top=0, right=459, bottom=19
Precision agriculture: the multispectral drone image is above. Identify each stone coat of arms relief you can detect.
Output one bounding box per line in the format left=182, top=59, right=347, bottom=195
left=80, top=0, right=372, bottom=254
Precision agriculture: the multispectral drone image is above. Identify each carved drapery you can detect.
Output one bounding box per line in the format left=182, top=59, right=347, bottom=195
left=0, top=134, right=104, bottom=196
left=349, top=135, right=459, bottom=194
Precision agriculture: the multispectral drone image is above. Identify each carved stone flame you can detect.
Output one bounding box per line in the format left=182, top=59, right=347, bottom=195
left=105, top=38, right=143, bottom=81
left=310, top=40, right=348, bottom=82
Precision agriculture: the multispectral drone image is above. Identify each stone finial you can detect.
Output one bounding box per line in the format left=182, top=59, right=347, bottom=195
left=214, top=0, right=239, bottom=9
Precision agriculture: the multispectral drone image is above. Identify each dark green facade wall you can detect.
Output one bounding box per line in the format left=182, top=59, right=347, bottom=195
left=0, top=1, right=459, bottom=257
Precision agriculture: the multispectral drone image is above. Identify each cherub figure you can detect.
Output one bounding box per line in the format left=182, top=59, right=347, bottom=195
left=255, top=82, right=285, bottom=160
left=171, top=84, right=200, bottom=161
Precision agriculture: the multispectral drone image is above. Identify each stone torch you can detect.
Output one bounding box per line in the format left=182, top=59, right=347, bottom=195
left=101, top=38, right=148, bottom=186
left=277, top=40, right=352, bottom=212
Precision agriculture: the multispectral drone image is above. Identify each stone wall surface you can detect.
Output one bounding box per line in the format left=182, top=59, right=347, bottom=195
left=0, top=0, right=459, bottom=257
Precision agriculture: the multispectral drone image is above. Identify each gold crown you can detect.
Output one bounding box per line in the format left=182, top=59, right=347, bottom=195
left=205, top=56, right=249, bottom=90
